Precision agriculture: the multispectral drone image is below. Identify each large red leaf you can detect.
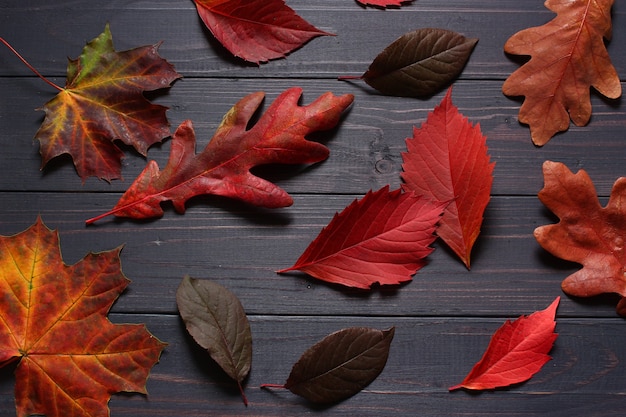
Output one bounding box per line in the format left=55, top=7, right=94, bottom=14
left=502, top=0, right=620, bottom=145
left=449, top=297, right=559, bottom=391
left=401, top=87, right=494, bottom=268
left=193, top=0, right=332, bottom=64
left=87, top=88, right=354, bottom=223
left=534, top=161, right=626, bottom=315
left=35, top=24, right=181, bottom=181
left=278, top=186, right=445, bottom=289
left=0, top=217, right=166, bottom=416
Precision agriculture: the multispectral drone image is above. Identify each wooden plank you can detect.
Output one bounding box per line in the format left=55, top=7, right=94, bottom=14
left=0, top=192, right=617, bottom=318
left=0, top=0, right=623, bottom=79
left=1, top=314, right=624, bottom=416
left=1, top=78, right=625, bottom=195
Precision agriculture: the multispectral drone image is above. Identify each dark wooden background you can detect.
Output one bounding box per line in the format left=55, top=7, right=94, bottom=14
left=1, top=0, right=625, bottom=415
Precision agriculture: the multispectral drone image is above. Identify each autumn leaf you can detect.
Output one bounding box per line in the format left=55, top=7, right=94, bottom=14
left=176, top=276, right=252, bottom=405
left=193, top=0, right=332, bottom=64
left=534, top=161, right=626, bottom=315
left=355, top=0, right=414, bottom=7
left=449, top=297, right=559, bottom=391
left=0, top=217, right=166, bottom=417
left=262, top=327, right=394, bottom=404
left=339, top=28, right=478, bottom=97
left=401, top=87, right=494, bottom=269
left=34, top=24, right=181, bottom=181
left=502, top=0, right=620, bottom=146
left=86, top=87, right=354, bottom=224
left=278, top=186, right=445, bottom=289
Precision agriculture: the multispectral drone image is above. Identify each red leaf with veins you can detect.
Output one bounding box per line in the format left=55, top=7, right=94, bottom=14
left=87, top=88, right=353, bottom=223
left=278, top=186, right=445, bottom=289
left=356, top=0, right=413, bottom=7
left=193, top=0, right=332, bottom=64
left=402, top=87, right=494, bottom=268
left=449, top=297, right=559, bottom=391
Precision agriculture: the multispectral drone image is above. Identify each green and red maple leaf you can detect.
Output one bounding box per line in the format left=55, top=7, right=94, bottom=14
left=35, top=25, right=180, bottom=181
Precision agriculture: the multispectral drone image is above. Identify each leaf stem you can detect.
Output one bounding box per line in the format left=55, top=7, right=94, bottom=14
left=337, top=75, right=364, bottom=81
left=260, top=383, right=286, bottom=389
left=0, top=37, right=64, bottom=92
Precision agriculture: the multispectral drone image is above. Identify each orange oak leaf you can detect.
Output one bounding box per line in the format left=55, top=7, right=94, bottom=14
left=449, top=297, right=560, bottom=391
left=401, top=87, right=494, bottom=269
left=35, top=24, right=181, bottom=181
left=534, top=161, right=626, bottom=315
left=278, top=186, right=445, bottom=289
left=86, top=88, right=354, bottom=224
left=502, top=0, right=621, bottom=146
left=0, top=217, right=166, bottom=417
left=193, top=0, right=332, bottom=64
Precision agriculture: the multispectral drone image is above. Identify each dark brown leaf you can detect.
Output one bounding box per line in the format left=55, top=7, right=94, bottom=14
left=339, top=28, right=477, bottom=97
left=176, top=276, right=252, bottom=405
left=262, top=327, right=394, bottom=404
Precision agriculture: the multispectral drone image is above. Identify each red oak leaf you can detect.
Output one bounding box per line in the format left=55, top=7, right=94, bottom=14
left=401, top=87, right=494, bottom=268
left=356, top=0, right=413, bottom=7
left=278, top=186, right=445, bottom=289
left=449, top=297, right=560, bottom=391
left=87, top=88, right=354, bottom=224
left=534, top=161, right=626, bottom=315
left=0, top=217, right=166, bottom=417
left=35, top=24, right=180, bottom=181
left=193, top=0, right=332, bottom=64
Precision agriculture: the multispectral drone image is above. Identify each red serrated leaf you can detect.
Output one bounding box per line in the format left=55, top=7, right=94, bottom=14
left=401, top=87, right=494, bottom=268
left=449, top=297, right=559, bottom=391
left=35, top=24, right=180, bottom=181
left=0, top=217, right=166, bottom=416
left=86, top=88, right=354, bottom=223
left=534, top=161, right=626, bottom=316
left=278, top=186, right=445, bottom=289
left=193, top=0, right=332, bottom=64
left=355, top=0, right=413, bottom=7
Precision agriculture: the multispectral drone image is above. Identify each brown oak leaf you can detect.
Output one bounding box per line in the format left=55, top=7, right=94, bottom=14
left=502, top=0, right=621, bottom=145
left=534, top=161, right=626, bottom=315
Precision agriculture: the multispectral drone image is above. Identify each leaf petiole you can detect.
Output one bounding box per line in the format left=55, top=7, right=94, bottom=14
left=0, top=37, right=64, bottom=92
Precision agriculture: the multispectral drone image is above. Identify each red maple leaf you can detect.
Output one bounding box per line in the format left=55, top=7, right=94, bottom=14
left=534, top=161, right=626, bottom=315
left=193, top=0, right=332, bottom=64
left=278, top=186, right=445, bottom=289
left=86, top=88, right=354, bottom=223
left=401, top=87, right=494, bottom=268
left=449, top=297, right=560, bottom=391
left=0, top=217, right=166, bottom=416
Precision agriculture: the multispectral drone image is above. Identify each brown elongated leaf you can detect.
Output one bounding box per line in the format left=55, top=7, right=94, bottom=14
left=277, top=186, right=445, bottom=289
left=262, top=327, right=395, bottom=404
left=502, top=0, right=620, bottom=145
left=339, top=28, right=478, bottom=97
left=176, top=276, right=252, bottom=405
left=86, top=88, right=354, bottom=223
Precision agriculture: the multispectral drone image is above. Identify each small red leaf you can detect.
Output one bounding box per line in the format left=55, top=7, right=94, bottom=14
left=193, top=0, right=332, bottom=64
left=278, top=186, right=445, bottom=289
left=401, top=87, right=494, bottom=268
left=356, top=0, right=414, bottom=7
left=449, top=297, right=560, bottom=391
